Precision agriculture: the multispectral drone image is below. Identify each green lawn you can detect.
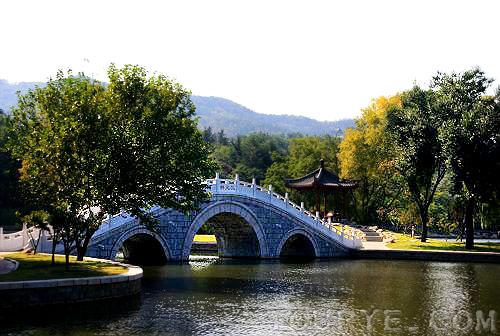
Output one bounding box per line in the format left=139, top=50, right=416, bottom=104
left=0, top=253, right=127, bottom=282
left=386, top=233, right=500, bottom=253
left=194, top=234, right=217, bottom=243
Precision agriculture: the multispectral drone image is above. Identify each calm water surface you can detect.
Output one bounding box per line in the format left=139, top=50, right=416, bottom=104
left=2, top=258, right=499, bottom=336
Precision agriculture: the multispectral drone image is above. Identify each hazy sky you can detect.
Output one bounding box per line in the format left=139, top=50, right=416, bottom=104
left=1, top=0, right=499, bottom=121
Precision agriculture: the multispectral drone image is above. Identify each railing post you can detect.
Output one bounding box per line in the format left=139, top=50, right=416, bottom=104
left=39, top=229, right=46, bottom=253
left=341, top=224, right=344, bottom=240
left=300, top=202, right=304, bottom=214
left=284, top=192, right=289, bottom=207
left=215, top=172, right=220, bottom=193
left=22, top=223, right=27, bottom=247
left=252, top=178, right=256, bottom=196
left=268, top=185, right=273, bottom=202
left=235, top=174, right=239, bottom=192
left=315, top=211, right=320, bottom=223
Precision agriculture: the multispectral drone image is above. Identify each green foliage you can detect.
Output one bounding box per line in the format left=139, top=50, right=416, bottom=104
left=208, top=132, right=288, bottom=183
left=7, top=65, right=216, bottom=262
left=387, top=86, right=447, bottom=241
left=263, top=135, right=342, bottom=210
left=0, top=102, right=23, bottom=225
left=338, top=96, right=405, bottom=225
left=432, top=68, right=500, bottom=248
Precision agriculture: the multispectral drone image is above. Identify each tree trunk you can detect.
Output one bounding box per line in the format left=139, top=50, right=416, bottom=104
left=76, top=231, right=93, bottom=261
left=65, top=249, right=70, bottom=270
left=420, top=211, right=428, bottom=243
left=51, top=239, right=56, bottom=266
left=465, top=196, right=475, bottom=250
left=63, top=240, right=71, bottom=270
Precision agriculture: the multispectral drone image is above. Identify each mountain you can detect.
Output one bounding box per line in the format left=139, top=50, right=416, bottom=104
left=191, top=96, right=354, bottom=136
left=0, top=79, right=45, bottom=113
left=0, top=79, right=354, bottom=136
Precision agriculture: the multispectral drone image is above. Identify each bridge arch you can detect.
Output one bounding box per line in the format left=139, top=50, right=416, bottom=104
left=277, top=229, right=319, bottom=259
left=182, top=201, right=269, bottom=260
left=110, top=227, right=171, bottom=265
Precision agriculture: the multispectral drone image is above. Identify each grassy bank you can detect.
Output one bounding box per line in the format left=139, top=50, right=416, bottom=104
left=0, top=253, right=127, bottom=282
left=386, top=233, right=500, bottom=253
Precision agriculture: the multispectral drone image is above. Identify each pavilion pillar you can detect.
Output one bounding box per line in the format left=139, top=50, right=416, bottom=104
left=342, top=190, right=347, bottom=219
left=323, top=192, right=327, bottom=218
left=315, top=188, right=320, bottom=213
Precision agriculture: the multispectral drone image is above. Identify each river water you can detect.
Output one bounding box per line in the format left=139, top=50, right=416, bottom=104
left=2, top=257, right=499, bottom=336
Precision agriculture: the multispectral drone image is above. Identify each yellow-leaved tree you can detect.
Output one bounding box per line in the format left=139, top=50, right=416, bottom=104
left=338, top=96, right=408, bottom=226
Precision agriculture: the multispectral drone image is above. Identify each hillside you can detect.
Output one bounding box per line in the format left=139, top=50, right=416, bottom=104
left=0, top=80, right=354, bottom=136
left=191, top=96, right=353, bottom=136
left=0, top=79, right=45, bottom=112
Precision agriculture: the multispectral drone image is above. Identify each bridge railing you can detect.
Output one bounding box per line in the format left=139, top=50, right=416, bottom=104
left=206, top=174, right=364, bottom=248
left=0, top=224, right=51, bottom=252
left=93, top=205, right=165, bottom=237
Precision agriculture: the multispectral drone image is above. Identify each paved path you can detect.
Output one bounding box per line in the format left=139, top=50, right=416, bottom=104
left=360, top=241, right=389, bottom=250
left=0, top=257, right=17, bottom=275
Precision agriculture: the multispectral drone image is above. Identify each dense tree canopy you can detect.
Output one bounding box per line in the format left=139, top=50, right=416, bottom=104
left=387, top=87, right=447, bottom=242
left=8, top=65, right=216, bottom=263
left=339, top=96, right=404, bottom=225
left=432, top=68, right=500, bottom=248
left=0, top=103, right=23, bottom=226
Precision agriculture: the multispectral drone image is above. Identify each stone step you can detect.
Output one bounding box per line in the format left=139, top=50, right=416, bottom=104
left=363, top=231, right=381, bottom=236
left=365, top=235, right=383, bottom=242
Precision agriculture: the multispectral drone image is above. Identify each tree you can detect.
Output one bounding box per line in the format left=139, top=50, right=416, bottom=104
left=338, top=96, right=405, bottom=225
left=21, top=210, right=49, bottom=254
left=235, top=132, right=288, bottom=182
left=387, top=87, right=447, bottom=242
left=9, top=65, right=216, bottom=266
left=433, top=68, right=500, bottom=249
left=263, top=135, right=341, bottom=209
left=211, top=132, right=288, bottom=182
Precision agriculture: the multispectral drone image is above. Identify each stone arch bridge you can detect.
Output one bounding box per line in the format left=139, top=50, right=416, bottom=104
left=83, top=176, right=363, bottom=262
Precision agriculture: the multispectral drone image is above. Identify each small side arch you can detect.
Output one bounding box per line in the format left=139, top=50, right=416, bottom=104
left=277, top=229, right=319, bottom=258
left=109, top=227, right=171, bottom=264
left=182, top=201, right=269, bottom=260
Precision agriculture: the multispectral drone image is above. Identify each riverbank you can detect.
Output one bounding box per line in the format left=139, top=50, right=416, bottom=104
left=353, top=232, right=500, bottom=263
left=0, top=253, right=142, bottom=310
left=386, top=233, right=500, bottom=253
left=354, top=247, right=500, bottom=263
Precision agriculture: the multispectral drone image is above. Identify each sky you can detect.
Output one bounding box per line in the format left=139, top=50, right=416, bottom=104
left=0, top=0, right=499, bottom=121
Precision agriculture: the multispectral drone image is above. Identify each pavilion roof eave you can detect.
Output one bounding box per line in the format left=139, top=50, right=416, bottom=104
left=284, top=160, right=358, bottom=191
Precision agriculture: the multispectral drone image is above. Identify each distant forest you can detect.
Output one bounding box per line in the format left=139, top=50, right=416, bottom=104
left=0, top=79, right=354, bottom=136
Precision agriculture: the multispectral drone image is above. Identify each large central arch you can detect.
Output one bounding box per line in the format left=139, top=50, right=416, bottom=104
left=182, top=201, right=269, bottom=260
